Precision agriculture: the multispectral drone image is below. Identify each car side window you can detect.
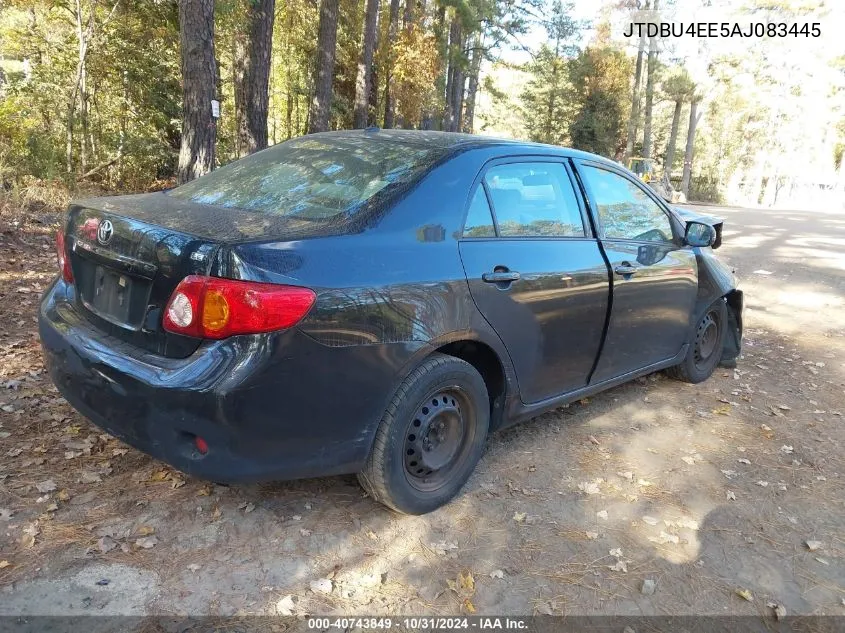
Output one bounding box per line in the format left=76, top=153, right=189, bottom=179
left=463, top=187, right=496, bottom=237
left=483, top=163, right=585, bottom=237
left=580, top=165, right=673, bottom=242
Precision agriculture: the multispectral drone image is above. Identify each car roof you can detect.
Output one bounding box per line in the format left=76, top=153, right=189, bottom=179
left=306, top=129, right=615, bottom=166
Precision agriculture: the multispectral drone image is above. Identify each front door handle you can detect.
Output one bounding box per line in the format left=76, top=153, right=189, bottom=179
left=482, top=271, right=521, bottom=283
left=614, top=264, right=638, bottom=276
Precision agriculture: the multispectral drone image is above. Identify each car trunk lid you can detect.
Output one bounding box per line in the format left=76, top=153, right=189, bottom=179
left=65, top=197, right=223, bottom=358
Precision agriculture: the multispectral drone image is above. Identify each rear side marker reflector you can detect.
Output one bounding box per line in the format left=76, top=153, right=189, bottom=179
left=162, top=275, right=316, bottom=339
left=195, top=436, right=209, bottom=455
left=56, top=231, right=73, bottom=283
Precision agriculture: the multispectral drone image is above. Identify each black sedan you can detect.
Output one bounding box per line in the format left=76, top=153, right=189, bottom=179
left=39, top=130, right=743, bottom=514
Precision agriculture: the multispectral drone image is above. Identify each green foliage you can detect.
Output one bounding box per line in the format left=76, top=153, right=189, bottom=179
left=567, top=46, right=632, bottom=158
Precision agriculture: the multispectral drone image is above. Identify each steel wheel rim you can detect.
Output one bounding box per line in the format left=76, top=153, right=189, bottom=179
left=403, top=387, right=474, bottom=493
left=693, top=310, right=720, bottom=369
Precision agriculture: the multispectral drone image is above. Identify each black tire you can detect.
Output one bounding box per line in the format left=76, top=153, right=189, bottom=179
left=357, top=353, right=489, bottom=515
left=668, top=298, right=728, bottom=383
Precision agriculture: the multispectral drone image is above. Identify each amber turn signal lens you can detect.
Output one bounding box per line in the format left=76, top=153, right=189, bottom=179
left=201, top=289, right=230, bottom=332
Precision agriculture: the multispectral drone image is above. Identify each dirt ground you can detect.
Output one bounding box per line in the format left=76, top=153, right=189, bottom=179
left=1, top=202, right=844, bottom=618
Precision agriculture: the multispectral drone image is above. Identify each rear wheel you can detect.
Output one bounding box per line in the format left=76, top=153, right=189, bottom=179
left=668, top=298, right=728, bottom=383
left=358, top=354, right=489, bottom=514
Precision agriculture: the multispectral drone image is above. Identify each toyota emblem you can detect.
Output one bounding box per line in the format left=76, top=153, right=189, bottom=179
left=97, top=219, right=114, bottom=245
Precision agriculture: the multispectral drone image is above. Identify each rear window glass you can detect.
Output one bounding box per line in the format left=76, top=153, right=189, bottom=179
left=168, top=136, right=442, bottom=218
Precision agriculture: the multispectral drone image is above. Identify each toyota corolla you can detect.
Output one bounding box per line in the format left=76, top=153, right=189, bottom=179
left=39, top=130, right=742, bottom=514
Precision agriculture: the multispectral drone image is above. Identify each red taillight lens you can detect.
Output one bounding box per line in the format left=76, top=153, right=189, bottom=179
left=56, top=231, right=73, bottom=282
left=162, top=275, right=316, bottom=339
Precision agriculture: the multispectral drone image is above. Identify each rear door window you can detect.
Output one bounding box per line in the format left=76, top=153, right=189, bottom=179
left=463, top=187, right=496, bottom=237
left=482, top=163, right=585, bottom=237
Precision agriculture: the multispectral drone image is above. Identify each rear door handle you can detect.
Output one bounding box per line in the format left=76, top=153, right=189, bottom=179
left=614, top=264, right=638, bottom=276
left=482, top=271, right=521, bottom=283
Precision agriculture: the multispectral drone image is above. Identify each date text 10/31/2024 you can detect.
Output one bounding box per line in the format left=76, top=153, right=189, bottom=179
left=307, top=617, right=529, bottom=630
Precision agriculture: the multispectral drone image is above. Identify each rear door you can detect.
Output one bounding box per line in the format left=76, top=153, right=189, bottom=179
left=573, top=160, right=697, bottom=382
left=459, top=159, right=610, bottom=404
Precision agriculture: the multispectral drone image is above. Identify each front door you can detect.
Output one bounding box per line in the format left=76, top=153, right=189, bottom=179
left=459, top=160, right=610, bottom=403
left=574, top=161, right=698, bottom=382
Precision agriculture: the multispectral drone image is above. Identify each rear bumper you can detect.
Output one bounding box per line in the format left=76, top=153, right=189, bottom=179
left=39, top=279, right=410, bottom=484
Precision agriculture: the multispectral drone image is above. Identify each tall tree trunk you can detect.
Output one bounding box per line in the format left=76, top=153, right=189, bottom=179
left=75, top=0, right=90, bottom=174
left=444, top=16, right=462, bottom=132
left=403, top=0, right=414, bottom=28
left=353, top=0, right=379, bottom=128
left=234, top=0, right=275, bottom=155
left=423, top=3, right=446, bottom=130
left=382, top=0, right=401, bottom=128
left=462, top=36, right=481, bottom=133
left=308, top=0, right=340, bottom=133
left=624, top=20, right=647, bottom=161
left=664, top=99, right=682, bottom=176
left=680, top=99, right=700, bottom=198
left=641, top=0, right=659, bottom=160
left=177, top=0, right=217, bottom=184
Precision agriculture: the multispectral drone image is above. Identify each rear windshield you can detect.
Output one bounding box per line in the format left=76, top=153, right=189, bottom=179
left=168, top=135, right=442, bottom=218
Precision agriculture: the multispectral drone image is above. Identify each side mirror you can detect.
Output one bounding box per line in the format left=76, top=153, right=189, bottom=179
left=685, top=221, right=716, bottom=247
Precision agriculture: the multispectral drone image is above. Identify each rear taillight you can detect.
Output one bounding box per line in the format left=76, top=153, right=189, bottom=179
left=162, top=275, right=316, bottom=339
left=56, top=231, right=73, bottom=283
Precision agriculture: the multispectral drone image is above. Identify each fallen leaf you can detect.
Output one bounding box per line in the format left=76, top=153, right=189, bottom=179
left=463, top=598, right=476, bottom=613
left=642, top=516, right=659, bottom=526
left=299, top=528, right=311, bottom=537
left=35, top=479, right=57, bottom=493
left=276, top=594, right=296, bottom=615
left=309, top=578, right=332, bottom=594
left=57, top=489, right=70, bottom=502
left=805, top=540, right=823, bottom=552
left=608, top=560, right=628, bottom=573
left=756, top=481, right=769, bottom=487
left=170, top=478, right=186, bottom=489
left=136, top=525, right=155, bottom=536
left=430, top=541, right=458, bottom=556
left=774, top=604, right=786, bottom=620
left=596, top=510, right=608, bottom=520
left=79, top=471, right=101, bottom=484
left=648, top=531, right=680, bottom=545
left=513, top=512, right=526, bottom=523
left=737, top=458, right=751, bottom=465
left=609, top=547, right=623, bottom=558
left=585, top=531, right=599, bottom=539
left=0, top=560, right=9, bottom=569
left=578, top=481, right=601, bottom=495
left=735, top=588, right=754, bottom=602
left=0, top=508, right=13, bottom=521
left=135, top=536, right=158, bottom=549
left=45, top=502, right=58, bottom=512
left=97, top=536, right=117, bottom=553
left=490, top=569, right=504, bottom=579
left=726, top=491, right=737, bottom=501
